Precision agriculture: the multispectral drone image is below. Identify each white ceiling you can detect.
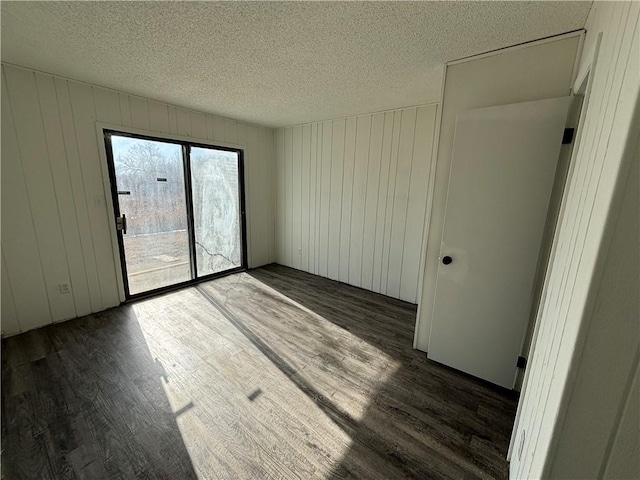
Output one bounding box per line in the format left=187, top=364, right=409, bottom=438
left=1, top=1, right=591, bottom=128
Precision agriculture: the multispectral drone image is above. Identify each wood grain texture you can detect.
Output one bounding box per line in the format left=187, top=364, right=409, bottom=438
left=275, top=106, right=437, bottom=303
left=2, top=265, right=516, bottom=479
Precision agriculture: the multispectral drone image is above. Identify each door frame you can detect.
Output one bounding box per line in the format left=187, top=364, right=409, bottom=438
left=506, top=31, right=602, bottom=463
left=413, top=31, right=585, bottom=352
left=426, top=96, right=572, bottom=389
left=97, top=123, right=248, bottom=301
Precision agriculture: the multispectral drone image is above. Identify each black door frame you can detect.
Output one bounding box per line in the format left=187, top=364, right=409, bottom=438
left=103, top=129, right=248, bottom=301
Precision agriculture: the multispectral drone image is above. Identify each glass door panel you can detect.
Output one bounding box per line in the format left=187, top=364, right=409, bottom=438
left=111, top=135, right=191, bottom=295
left=190, top=147, right=242, bottom=277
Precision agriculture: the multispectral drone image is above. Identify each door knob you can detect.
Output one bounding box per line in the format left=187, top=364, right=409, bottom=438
left=442, top=255, right=453, bottom=265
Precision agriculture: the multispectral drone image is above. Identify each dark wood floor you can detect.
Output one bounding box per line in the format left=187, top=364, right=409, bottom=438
left=2, top=264, right=518, bottom=479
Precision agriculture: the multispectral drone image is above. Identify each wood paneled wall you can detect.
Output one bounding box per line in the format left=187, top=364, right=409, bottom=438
left=275, top=105, right=438, bottom=303
left=1, top=63, right=275, bottom=336
left=511, top=3, right=640, bottom=478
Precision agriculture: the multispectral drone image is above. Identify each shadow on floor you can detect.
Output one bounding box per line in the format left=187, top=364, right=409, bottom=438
left=1, top=306, right=198, bottom=479
left=248, top=264, right=417, bottom=362
left=2, top=264, right=518, bottom=479
left=245, top=264, right=519, bottom=479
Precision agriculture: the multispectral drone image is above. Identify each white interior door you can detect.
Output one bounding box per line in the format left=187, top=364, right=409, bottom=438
left=427, top=97, right=570, bottom=389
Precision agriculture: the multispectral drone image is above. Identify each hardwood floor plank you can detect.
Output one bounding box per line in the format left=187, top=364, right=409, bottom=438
left=2, top=264, right=517, bottom=479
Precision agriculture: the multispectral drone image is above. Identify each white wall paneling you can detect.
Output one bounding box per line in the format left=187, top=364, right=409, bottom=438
left=328, top=120, right=345, bottom=281
left=1, top=75, right=54, bottom=332
left=509, top=3, right=640, bottom=478
left=0, top=248, right=20, bottom=335
left=349, top=115, right=369, bottom=288
left=285, top=127, right=294, bottom=268
left=318, top=121, right=332, bottom=279
left=414, top=33, right=582, bottom=352
left=361, top=113, right=383, bottom=292
left=292, top=125, right=303, bottom=272
left=1, top=63, right=276, bottom=336
left=275, top=105, right=438, bottom=303
left=604, top=357, right=639, bottom=479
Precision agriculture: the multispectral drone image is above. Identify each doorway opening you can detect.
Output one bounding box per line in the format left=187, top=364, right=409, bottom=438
left=104, top=130, right=247, bottom=299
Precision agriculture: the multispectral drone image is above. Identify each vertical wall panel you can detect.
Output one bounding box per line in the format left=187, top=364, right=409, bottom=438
left=265, top=126, right=276, bottom=266
left=506, top=7, right=640, bottom=478
left=274, top=104, right=438, bottom=301
left=1, top=73, right=52, bottom=331
left=603, top=361, right=639, bottom=479
left=148, top=101, right=170, bottom=133
left=308, top=123, right=318, bottom=275
left=118, top=94, right=132, bottom=127
left=276, top=129, right=286, bottom=263
left=372, top=111, right=395, bottom=293
left=284, top=128, right=293, bottom=267
left=1, top=250, right=20, bottom=335
left=268, top=127, right=277, bottom=264
left=54, top=77, right=103, bottom=312
left=291, top=126, right=303, bottom=270
left=69, top=81, right=120, bottom=309
left=361, top=113, right=385, bottom=291
left=328, top=119, right=345, bottom=280
left=339, top=117, right=357, bottom=284
left=1, top=63, right=276, bottom=334
left=206, top=115, right=215, bottom=141
left=400, top=106, right=437, bottom=302
left=191, top=112, right=208, bottom=140
left=224, top=119, right=238, bottom=145
left=318, top=121, right=332, bottom=278
left=130, top=96, right=150, bottom=130
left=521, top=8, right=625, bottom=469
left=237, top=122, right=251, bottom=263
left=380, top=111, right=402, bottom=296
left=37, top=74, right=91, bottom=317
left=301, top=125, right=311, bottom=271
left=245, top=125, right=258, bottom=265
left=4, top=67, right=77, bottom=322
left=526, top=15, right=617, bottom=454
left=349, top=115, right=371, bottom=287
left=176, top=107, right=191, bottom=136
left=213, top=117, right=225, bottom=143
left=315, top=124, right=323, bottom=273
left=387, top=108, right=417, bottom=299
left=93, top=87, right=122, bottom=125
left=266, top=127, right=277, bottom=265
left=167, top=105, right=178, bottom=135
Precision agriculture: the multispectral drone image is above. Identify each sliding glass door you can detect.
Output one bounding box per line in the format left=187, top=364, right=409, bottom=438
left=190, top=146, right=243, bottom=276
left=105, top=131, right=246, bottom=298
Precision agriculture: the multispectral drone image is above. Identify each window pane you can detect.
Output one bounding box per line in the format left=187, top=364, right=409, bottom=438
left=190, top=147, right=242, bottom=276
left=111, top=136, right=191, bottom=294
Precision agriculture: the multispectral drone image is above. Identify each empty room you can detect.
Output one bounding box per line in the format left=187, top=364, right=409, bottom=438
left=1, top=1, right=638, bottom=479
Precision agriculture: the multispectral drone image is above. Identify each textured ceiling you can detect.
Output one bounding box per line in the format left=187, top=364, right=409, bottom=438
left=1, top=1, right=591, bottom=128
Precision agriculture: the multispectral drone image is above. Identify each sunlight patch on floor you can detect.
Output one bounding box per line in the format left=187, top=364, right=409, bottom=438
left=203, top=273, right=403, bottom=421
left=131, top=287, right=400, bottom=477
